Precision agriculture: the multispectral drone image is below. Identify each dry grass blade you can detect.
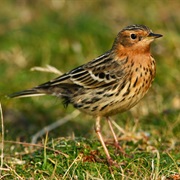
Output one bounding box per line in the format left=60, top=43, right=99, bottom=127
left=30, top=65, right=63, bottom=75
left=0, top=103, right=4, bottom=176
left=31, top=110, right=80, bottom=144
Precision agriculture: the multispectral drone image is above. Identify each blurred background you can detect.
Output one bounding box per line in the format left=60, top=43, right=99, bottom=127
left=0, top=0, right=179, bottom=143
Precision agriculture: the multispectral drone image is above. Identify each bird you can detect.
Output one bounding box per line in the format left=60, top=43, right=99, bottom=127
left=9, top=24, right=162, bottom=166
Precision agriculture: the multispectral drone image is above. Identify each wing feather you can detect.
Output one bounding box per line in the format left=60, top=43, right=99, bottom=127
left=37, top=51, right=127, bottom=89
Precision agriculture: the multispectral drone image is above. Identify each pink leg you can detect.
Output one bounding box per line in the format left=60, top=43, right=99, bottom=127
left=95, top=116, right=114, bottom=166
left=106, top=117, right=125, bottom=155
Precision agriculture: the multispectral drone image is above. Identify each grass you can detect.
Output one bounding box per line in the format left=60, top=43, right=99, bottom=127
left=0, top=0, right=180, bottom=179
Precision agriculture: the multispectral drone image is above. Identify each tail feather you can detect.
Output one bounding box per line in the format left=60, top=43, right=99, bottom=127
left=8, top=89, right=45, bottom=98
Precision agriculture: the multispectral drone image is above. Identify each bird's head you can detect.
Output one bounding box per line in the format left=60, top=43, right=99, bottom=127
left=113, top=25, right=162, bottom=54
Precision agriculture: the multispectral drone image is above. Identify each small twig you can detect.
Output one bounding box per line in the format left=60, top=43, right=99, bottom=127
left=63, top=153, right=83, bottom=179
left=31, top=110, right=80, bottom=144
left=4, top=140, right=69, bottom=158
left=3, top=164, right=23, bottom=180
left=151, top=149, right=160, bottom=180
left=0, top=103, right=4, bottom=176
left=43, top=132, right=48, bottom=168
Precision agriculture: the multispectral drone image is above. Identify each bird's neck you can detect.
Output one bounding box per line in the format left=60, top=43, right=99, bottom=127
left=113, top=43, right=151, bottom=57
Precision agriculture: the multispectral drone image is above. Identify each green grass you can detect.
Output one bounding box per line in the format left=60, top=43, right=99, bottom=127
left=0, top=0, right=180, bottom=179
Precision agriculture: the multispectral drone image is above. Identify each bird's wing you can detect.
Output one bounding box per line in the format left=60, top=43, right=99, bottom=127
left=40, top=51, right=127, bottom=89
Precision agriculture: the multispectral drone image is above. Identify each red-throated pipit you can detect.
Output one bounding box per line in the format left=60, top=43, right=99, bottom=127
left=9, top=24, right=162, bottom=166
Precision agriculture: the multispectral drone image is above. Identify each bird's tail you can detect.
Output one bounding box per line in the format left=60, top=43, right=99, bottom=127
left=8, top=89, right=45, bottom=99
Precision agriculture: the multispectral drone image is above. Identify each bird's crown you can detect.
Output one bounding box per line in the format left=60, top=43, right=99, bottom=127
left=122, top=24, right=151, bottom=32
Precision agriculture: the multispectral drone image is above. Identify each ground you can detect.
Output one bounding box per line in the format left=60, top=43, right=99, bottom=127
left=0, top=0, right=179, bottom=179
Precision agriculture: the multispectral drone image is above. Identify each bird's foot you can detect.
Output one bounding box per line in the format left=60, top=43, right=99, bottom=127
left=107, top=157, right=126, bottom=174
left=114, top=142, right=132, bottom=158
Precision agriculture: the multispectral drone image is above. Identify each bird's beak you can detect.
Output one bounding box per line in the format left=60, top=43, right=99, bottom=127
left=148, top=32, right=163, bottom=39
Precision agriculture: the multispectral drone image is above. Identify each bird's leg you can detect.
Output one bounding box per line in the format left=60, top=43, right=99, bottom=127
left=106, top=117, right=126, bottom=156
left=95, top=116, right=114, bottom=166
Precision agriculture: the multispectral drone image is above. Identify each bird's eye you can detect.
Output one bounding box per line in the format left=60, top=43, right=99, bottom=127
left=130, top=34, right=137, bottom=39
